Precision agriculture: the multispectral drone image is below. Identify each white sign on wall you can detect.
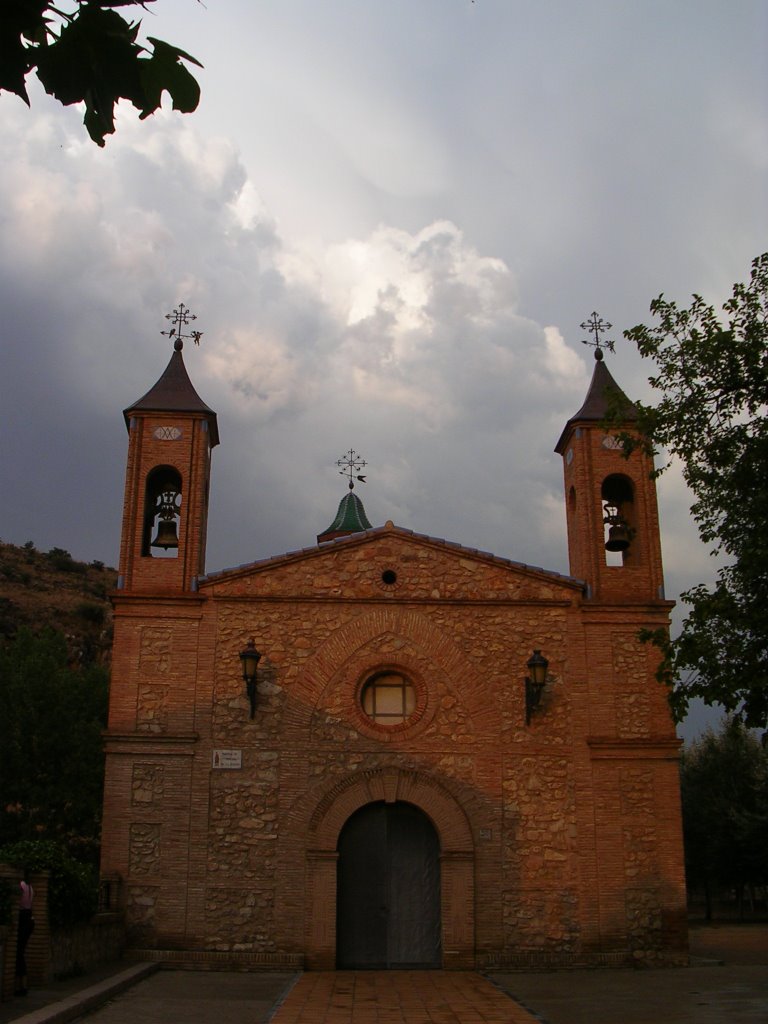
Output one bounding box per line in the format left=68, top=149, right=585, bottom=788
left=212, top=749, right=242, bottom=770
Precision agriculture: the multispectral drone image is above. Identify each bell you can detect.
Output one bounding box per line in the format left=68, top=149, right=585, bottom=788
left=605, top=523, right=630, bottom=552
left=151, top=519, right=179, bottom=550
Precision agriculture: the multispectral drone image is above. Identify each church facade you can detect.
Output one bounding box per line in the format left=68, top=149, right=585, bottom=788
left=100, top=331, right=688, bottom=970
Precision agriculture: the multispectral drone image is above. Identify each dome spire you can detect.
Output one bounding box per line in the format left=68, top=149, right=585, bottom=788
left=123, top=302, right=218, bottom=446
left=555, top=311, right=636, bottom=454
left=317, top=448, right=373, bottom=543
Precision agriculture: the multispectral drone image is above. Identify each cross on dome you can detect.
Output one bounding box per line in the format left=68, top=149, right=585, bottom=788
left=580, top=311, right=615, bottom=361
left=336, top=449, right=368, bottom=491
left=161, top=302, right=204, bottom=351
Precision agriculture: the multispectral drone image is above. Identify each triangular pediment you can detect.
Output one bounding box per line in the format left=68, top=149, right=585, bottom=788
left=201, top=522, right=583, bottom=602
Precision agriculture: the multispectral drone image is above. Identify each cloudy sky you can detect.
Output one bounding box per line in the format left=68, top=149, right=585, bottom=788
left=1, top=1, right=766, bottom=735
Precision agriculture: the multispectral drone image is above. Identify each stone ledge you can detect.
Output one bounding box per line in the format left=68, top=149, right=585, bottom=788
left=126, top=949, right=304, bottom=970
left=482, top=949, right=690, bottom=970
left=588, top=737, right=682, bottom=760
left=4, top=962, right=157, bottom=1024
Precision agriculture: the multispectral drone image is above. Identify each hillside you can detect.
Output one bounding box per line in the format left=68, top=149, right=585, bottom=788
left=0, top=541, right=116, bottom=665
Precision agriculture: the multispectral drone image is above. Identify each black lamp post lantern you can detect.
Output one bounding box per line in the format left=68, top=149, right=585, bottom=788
left=239, top=638, right=262, bottom=719
left=525, top=649, right=549, bottom=725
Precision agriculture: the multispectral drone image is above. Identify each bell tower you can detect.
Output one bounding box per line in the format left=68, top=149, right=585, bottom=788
left=117, top=306, right=219, bottom=594
left=554, top=315, right=665, bottom=604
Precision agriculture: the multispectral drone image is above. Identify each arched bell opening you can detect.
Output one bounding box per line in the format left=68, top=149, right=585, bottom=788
left=141, top=465, right=182, bottom=558
left=601, top=474, right=634, bottom=566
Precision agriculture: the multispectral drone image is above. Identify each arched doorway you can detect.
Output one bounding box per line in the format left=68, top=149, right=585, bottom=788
left=336, top=801, right=441, bottom=969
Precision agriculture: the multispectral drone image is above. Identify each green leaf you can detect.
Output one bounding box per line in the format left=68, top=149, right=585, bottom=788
left=3, top=2, right=202, bottom=144
left=146, top=35, right=204, bottom=69
left=0, top=0, right=49, bottom=101
left=138, top=37, right=201, bottom=117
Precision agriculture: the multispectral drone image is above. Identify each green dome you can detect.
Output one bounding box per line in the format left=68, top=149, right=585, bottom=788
left=317, top=491, right=372, bottom=543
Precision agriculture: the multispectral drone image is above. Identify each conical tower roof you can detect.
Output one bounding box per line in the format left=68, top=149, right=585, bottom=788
left=124, top=343, right=219, bottom=446
left=554, top=353, right=637, bottom=454
left=317, top=490, right=373, bottom=544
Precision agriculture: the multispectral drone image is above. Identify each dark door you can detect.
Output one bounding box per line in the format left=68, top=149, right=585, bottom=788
left=336, top=801, right=441, bottom=969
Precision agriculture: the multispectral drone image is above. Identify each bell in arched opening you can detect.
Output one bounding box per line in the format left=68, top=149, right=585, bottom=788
left=603, top=502, right=631, bottom=552
left=151, top=488, right=181, bottom=550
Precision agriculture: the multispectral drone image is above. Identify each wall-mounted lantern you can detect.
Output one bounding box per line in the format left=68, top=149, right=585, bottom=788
left=525, top=649, right=549, bottom=725
left=239, top=638, right=262, bottom=719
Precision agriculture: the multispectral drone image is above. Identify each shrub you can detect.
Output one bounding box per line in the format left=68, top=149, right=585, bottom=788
left=75, top=603, right=105, bottom=626
left=0, top=840, right=99, bottom=927
left=46, top=549, right=86, bottom=575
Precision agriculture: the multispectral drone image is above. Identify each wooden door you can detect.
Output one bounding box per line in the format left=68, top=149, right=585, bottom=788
left=336, top=801, right=441, bottom=968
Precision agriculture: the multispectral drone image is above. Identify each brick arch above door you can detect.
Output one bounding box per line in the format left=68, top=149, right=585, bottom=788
left=308, top=767, right=474, bottom=851
left=303, top=767, right=476, bottom=970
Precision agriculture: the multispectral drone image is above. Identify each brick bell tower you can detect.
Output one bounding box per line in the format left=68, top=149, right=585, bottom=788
left=554, top=314, right=665, bottom=604
left=117, top=305, right=219, bottom=594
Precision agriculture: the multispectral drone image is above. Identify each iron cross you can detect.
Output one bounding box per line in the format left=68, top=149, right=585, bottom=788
left=161, top=303, right=204, bottom=351
left=336, top=449, right=368, bottom=490
left=580, top=311, right=615, bottom=360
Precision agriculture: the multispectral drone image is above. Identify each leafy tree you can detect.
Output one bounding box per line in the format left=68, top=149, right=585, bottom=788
left=681, top=718, right=768, bottom=919
left=0, top=0, right=201, bottom=146
left=0, top=628, right=109, bottom=862
left=622, top=253, right=768, bottom=728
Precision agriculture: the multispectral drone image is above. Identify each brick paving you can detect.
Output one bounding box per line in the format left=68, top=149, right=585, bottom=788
left=2, top=926, right=767, bottom=1024
left=271, top=971, right=537, bottom=1024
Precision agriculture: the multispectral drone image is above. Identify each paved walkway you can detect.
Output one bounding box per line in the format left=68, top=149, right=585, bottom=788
left=272, top=971, right=535, bottom=1023
left=0, top=924, right=766, bottom=1024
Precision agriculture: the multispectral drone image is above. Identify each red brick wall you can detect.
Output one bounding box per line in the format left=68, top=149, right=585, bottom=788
left=118, top=413, right=213, bottom=594
left=101, top=527, right=687, bottom=969
left=560, top=422, right=666, bottom=604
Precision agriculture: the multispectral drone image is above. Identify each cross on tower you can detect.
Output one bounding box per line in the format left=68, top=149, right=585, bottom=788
left=161, top=303, right=204, bottom=351
left=580, top=311, right=615, bottom=361
left=336, top=449, right=368, bottom=490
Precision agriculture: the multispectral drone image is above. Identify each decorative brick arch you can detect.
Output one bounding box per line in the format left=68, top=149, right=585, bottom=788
left=291, top=606, right=499, bottom=738
left=304, top=767, right=475, bottom=970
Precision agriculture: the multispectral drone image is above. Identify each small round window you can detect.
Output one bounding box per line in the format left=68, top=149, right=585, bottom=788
left=361, top=672, right=416, bottom=726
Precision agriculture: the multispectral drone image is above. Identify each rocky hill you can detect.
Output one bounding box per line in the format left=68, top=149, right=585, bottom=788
left=0, top=540, right=116, bottom=665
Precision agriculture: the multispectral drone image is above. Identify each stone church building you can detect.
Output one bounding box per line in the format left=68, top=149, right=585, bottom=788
left=100, top=328, right=688, bottom=971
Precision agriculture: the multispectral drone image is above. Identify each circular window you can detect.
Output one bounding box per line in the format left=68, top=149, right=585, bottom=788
left=361, top=671, right=416, bottom=726
left=381, top=569, right=398, bottom=585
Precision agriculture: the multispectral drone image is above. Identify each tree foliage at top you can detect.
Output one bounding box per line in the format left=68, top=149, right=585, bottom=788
left=0, top=0, right=202, bottom=145
left=623, top=253, right=768, bottom=728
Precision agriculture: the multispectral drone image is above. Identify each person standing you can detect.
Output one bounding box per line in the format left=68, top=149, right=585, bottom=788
left=14, top=872, right=34, bottom=996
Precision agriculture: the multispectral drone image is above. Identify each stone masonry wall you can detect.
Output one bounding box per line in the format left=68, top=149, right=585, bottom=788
left=101, top=528, right=687, bottom=967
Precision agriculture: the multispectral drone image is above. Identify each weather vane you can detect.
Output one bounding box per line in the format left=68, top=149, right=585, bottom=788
left=161, top=302, right=203, bottom=351
left=580, top=311, right=615, bottom=361
left=336, top=449, right=367, bottom=490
